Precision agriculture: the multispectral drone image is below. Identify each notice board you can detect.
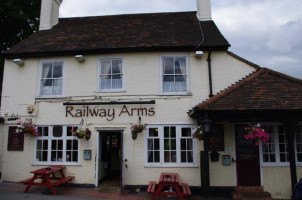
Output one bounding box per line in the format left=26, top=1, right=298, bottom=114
left=7, top=126, right=24, bottom=151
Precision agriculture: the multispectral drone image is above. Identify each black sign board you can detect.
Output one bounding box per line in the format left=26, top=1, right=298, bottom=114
left=7, top=126, right=24, bottom=151
left=209, top=124, right=224, bottom=151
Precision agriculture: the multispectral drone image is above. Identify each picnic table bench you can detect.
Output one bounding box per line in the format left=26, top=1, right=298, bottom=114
left=147, top=172, right=191, bottom=200
left=20, top=166, right=74, bottom=195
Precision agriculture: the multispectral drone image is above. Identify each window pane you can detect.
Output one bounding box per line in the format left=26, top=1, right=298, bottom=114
left=148, top=139, right=154, bottom=150
left=42, top=151, right=48, bottom=162
left=36, top=151, right=42, bottom=161
left=67, top=140, right=72, bottom=150
left=43, top=127, right=49, bottom=136
left=43, top=140, right=48, bottom=150
left=187, top=151, right=193, bottom=163
left=148, top=151, right=153, bottom=162
left=171, top=139, right=176, bottom=150
left=100, top=75, right=111, bottom=89
left=163, top=75, right=174, bottom=93
left=181, top=151, right=186, bottom=163
left=175, top=58, right=186, bottom=74
left=154, top=151, right=160, bottom=162
left=53, top=126, right=63, bottom=137
left=163, top=58, right=174, bottom=74
left=73, top=140, right=78, bottom=150
left=154, top=139, right=160, bottom=150
left=57, top=151, right=63, bottom=162
left=298, top=153, right=302, bottom=162
left=149, top=128, right=158, bottom=137
left=101, top=60, right=111, bottom=74
left=164, top=139, right=170, bottom=150
left=175, top=76, right=187, bottom=92
left=42, top=63, right=52, bottom=78
left=181, top=139, right=186, bottom=150
left=171, top=151, right=177, bottom=162
left=171, top=127, right=176, bottom=138
left=181, top=128, right=191, bottom=137
left=67, top=127, right=74, bottom=137
left=51, top=140, right=57, bottom=150
left=37, top=140, right=42, bottom=150
left=164, top=127, right=169, bottom=138
left=112, top=75, right=122, bottom=89
left=72, top=151, right=78, bottom=162
left=51, top=151, right=57, bottom=161
left=164, top=151, right=170, bottom=162
left=187, top=139, right=193, bottom=150
left=66, top=151, right=72, bottom=162
left=38, top=127, right=43, bottom=137
left=53, top=63, right=62, bottom=78
left=112, top=60, right=122, bottom=74
left=58, top=140, right=63, bottom=150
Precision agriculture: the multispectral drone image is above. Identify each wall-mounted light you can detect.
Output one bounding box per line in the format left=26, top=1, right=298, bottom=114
left=195, top=51, right=204, bottom=59
left=75, top=55, right=85, bottom=63
left=12, top=58, right=24, bottom=66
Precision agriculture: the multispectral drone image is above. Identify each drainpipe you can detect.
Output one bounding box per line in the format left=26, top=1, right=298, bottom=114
left=207, top=48, right=213, bottom=98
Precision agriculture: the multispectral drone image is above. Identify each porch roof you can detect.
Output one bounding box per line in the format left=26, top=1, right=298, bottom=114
left=190, top=68, right=302, bottom=115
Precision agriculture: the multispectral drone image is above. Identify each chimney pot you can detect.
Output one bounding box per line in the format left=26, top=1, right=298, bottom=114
left=196, top=0, right=212, bottom=21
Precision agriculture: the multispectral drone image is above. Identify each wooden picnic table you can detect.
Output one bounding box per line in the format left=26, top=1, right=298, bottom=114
left=147, top=172, right=191, bottom=200
left=20, top=166, right=74, bottom=195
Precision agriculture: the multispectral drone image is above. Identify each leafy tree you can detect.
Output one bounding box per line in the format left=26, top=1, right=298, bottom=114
left=0, top=0, right=41, bottom=93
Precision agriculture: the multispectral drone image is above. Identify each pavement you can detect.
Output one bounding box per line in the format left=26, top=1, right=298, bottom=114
left=0, top=181, right=232, bottom=200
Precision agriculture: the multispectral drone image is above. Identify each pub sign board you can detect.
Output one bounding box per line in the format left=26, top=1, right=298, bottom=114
left=7, top=126, right=24, bottom=151
left=209, top=124, right=225, bottom=151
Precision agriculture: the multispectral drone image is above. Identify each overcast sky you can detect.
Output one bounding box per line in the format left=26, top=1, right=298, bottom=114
left=60, top=0, right=302, bottom=79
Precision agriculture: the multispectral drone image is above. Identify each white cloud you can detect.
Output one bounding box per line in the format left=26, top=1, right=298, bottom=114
left=59, top=0, right=302, bottom=78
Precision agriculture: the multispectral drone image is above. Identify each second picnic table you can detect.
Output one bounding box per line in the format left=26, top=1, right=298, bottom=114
left=147, top=172, right=191, bottom=200
left=20, top=166, right=74, bottom=195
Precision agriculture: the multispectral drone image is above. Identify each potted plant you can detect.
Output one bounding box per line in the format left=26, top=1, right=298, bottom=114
left=192, top=125, right=203, bottom=140
left=244, top=124, right=270, bottom=146
left=130, top=122, right=147, bottom=140
left=72, top=127, right=91, bottom=140
left=16, top=120, right=38, bottom=137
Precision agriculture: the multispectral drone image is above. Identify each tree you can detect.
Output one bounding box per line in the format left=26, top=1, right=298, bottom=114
left=0, top=0, right=41, bottom=93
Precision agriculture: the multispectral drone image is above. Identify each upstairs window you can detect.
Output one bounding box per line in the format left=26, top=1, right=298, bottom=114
left=99, top=58, right=124, bottom=91
left=161, top=56, right=188, bottom=94
left=40, top=61, right=63, bottom=96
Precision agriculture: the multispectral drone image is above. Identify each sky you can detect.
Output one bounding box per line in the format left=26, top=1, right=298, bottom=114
left=60, top=0, right=302, bottom=79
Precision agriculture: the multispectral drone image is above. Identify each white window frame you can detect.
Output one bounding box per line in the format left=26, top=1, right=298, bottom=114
left=37, top=59, right=65, bottom=98
left=259, top=124, right=302, bottom=167
left=144, top=124, right=197, bottom=167
left=97, top=56, right=125, bottom=92
left=160, top=54, right=190, bottom=95
left=33, top=125, right=80, bottom=166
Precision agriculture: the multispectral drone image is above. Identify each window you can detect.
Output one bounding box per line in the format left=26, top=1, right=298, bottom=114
left=99, top=58, right=124, bottom=91
left=145, top=125, right=195, bottom=166
left=35, top=126, right=79, bottom=164
left=39, top=61, right=63, bottom=96
left=260, top=124, right=301, bottom=165
left=161, top=56, right=188, bottom=94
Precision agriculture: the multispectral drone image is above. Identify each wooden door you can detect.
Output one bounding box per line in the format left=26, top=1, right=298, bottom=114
left=235, top=125, right=261, bottom=186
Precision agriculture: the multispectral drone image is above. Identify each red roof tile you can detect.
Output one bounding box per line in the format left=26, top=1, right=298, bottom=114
left=195, top=68, right=302, bottom=111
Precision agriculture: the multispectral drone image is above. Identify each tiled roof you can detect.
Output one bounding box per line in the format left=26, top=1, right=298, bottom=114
left=4, top=12, right=230, bottom=58
left=195, top=68, right=302, bottom=111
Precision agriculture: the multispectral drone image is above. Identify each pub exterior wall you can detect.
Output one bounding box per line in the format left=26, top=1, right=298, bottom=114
left=0, top=51, right=255, bottom=186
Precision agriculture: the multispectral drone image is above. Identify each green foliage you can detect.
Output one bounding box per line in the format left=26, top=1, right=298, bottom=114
left=0, top=0, right=41, bottom=92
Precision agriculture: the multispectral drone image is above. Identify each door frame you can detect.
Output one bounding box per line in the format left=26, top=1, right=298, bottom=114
left=95, top=128, right=125, bottom=188
left=233, top=124, right=262, bottom=186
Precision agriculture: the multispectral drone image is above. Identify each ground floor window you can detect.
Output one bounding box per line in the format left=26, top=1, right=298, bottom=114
left=35, top=126, right=79, bottom=164
left=260, top=124, right=302, bottom=165
left=145, top=125, right=195, bottom=167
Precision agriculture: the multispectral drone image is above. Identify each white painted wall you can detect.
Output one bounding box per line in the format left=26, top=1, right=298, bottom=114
left=0, top=51, right=256, bottom=186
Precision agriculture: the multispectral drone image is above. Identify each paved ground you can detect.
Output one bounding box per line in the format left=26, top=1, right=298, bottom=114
left=0, top=181, right=232, bottom=200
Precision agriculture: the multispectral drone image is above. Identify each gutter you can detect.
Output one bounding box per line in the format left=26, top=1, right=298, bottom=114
left=207, top=48, right=213, bottom=98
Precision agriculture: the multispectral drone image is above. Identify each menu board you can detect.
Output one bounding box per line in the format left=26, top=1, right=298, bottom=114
left=209, top=124, right=224, bottom=151
left=7, top=126, right=24, bottom=151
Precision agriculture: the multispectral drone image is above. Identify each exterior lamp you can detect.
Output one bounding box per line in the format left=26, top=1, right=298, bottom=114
left=203, top=116, right=212, bottom=133
left=12, top=58, right=24, bottom=66
left=75, top=55, right=85, bottom=63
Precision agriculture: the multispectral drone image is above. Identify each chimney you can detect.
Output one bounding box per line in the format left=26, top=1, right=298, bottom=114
left=196, top=0, right=212, bottom=21
left=39, top=0, right=63, bottom=30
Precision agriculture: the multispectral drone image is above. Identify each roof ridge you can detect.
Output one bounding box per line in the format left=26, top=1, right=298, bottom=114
left=59, top=11, right=197, bottom=20
left=227, top=51, right=261, bottom=70
left=263, top=67, right=302, bottom=84
left=196, top=68, right=265, bottom=110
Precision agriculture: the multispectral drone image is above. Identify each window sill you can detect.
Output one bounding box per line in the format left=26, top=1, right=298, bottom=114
left=160, top=92, right=192, bottom=96
left=36, top=96, right=66, bottom=99
left=144, top=164, right=198, bottom=168
left=97, top=90, right=126, bottom=93
left=261, top=163, right=302, bottom=167
left=32, top=163, right=81, bottom=166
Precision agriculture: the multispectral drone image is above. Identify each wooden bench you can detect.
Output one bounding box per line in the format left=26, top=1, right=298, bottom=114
left=181, top=183, right=192, bottom=196
left=147, top=181, right=157, bottom=193
left=20, top=175, right=43, bottom=184
left=53, top=176, right=74, bottom=187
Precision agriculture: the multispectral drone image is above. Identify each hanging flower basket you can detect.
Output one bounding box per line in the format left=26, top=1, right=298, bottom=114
left=192, top=125, right=203, bottom=140
left=16, top=120, right=38, bottom=137
left=130, top=122, right=147, bottom=140
left=244, top=124, right=270, bottom=146
left=72, top=127, right=91, bottom=140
